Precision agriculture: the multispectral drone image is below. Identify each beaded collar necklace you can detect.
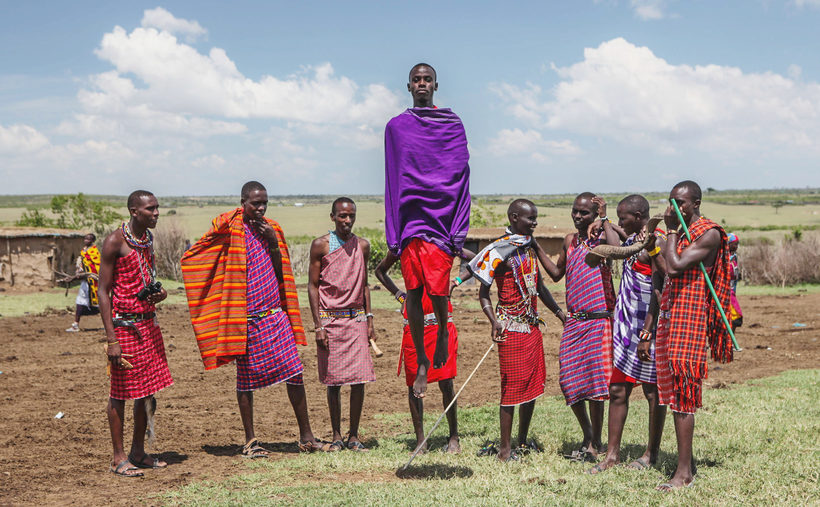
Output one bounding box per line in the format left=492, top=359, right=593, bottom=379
left=121, top=222, right=153, bottom=249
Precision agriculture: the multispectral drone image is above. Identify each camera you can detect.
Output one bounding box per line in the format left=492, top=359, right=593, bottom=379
left=136, top=281, right=163, bottom=300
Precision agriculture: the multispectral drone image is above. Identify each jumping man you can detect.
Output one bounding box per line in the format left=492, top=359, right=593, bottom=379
left=384, top=63, right=471, bottom=398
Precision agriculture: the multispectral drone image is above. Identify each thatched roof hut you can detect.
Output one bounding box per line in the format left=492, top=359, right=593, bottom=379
left=0, top=227, right=86, bottom=288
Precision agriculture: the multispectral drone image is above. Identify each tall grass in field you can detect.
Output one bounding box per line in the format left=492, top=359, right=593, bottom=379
left=161, top=369, right=819, bottom=506
left=154, top=218, right=189, bottom=281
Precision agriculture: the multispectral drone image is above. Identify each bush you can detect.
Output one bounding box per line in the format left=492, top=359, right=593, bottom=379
left=740, top=237, right=820, bottom=287
left=153, top=219, right=189, bottom=281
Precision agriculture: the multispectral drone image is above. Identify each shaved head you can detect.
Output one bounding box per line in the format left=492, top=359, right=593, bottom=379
left=507, top=198, right=536, bottom=219
left=672, top=180, right=702, bottom=201
left=575, top=191, right=598, bottom=213
left=241, top=181, right=266, bottom=200
left=409, top=62, right=436, bottom=81
left=127, top=190, right=154, bottom=210
left=618, top=194, right=650, bottom=217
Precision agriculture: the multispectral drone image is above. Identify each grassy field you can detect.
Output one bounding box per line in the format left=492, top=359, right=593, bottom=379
left=3, top=192, right=819, bottom=245
left=158, top=369, right=819, bottom=506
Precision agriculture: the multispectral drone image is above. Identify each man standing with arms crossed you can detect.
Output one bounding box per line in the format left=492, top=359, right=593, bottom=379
left=384, top=63, right=471, bottom=398
left=308, top=197, right=376, bottom=452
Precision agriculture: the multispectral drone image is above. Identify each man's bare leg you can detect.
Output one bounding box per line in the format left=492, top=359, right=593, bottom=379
left=658, top=412, right=696, bottom=490
left=128, top=396, right=166, bottom=468
left=237, top=391, right=256, bottom=443
left=286, top=383, right=318, bottom=444
left=405, top=287, right=428, bottom=398
left=327, top=386, right=342, bottom=442
left=642, top=383, right=666, bottom=465
left=439, top=379, right=459, bottom=453
left=429, top=294, right=449, bottom=368
left=570, top=401, right=595, bottom=455
left=347, top=384, right=365, bottom=446
left=107, top=398, right=139, bottom=475
left=589, top=400, right=606, bottom=453
left=591, top=383, right=631, bottom=473
left=407, top=386, right=427, bottom=452
left=517, top=400, right=536, bottom=447
left=498, top=405, right=515, bottom=461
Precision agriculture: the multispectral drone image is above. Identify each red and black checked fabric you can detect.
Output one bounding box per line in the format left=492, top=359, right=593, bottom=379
left=559, top=236, right=613, bottom=405
left=236, top=229, right=303, bottom=391
left=495, top=262, right=546, bottom=406
left=112, top=248, right=155, bottom=314
left=109, top=249, right=172, bottom=400
left=656, top=216, right=732, bottom=413
left=398, top=290, right=458, bottom=386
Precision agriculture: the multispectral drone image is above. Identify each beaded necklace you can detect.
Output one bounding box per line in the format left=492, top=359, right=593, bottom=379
left=121, top=222, right=153, bottom=249
left=121, top=222, right=155, bottom=287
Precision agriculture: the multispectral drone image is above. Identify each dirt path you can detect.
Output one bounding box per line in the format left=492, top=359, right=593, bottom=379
left=0, top=290, right=817, bottom=505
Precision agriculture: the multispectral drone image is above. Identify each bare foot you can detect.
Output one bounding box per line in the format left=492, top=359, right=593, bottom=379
left=587, top=457, right=618, bottom=474
left=410, top=440, right=428, bottom=456
left=656, top=476, right=695, bottom=491
left=432, top=328, right=449, bottom=368
left=413, top=362, right=429, bottom=398
left=443, top=436, right=461, bottom=454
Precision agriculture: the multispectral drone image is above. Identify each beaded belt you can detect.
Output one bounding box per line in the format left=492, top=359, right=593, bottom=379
left=113, top=311, right=155, bottom=322
left=496, top=309, right=544, bottom=333
left=567, top=311, right=612, bottom=321
left=247, top=307, right=282, bottom=321
left=659, top=310, right=671, bottom=320
left=320, top=308, right=365, bottom=320
left=402, top=312, right=453, bottom=326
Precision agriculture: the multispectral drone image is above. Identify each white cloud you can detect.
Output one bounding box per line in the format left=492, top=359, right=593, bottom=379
left=0, top=124, right=49, bottom=153
left=0, top=8, right=406, bottom=194
left=92, top=24, right=399, bottom=126
left=630, top=0, right=667, bottom=20
left=496, top=37, right=820, bottom=157
left=141, top=7, right=206, bottom=41
left=793, top=0, right=820, bottom=7
left=488, top=128, right=580, bottom=162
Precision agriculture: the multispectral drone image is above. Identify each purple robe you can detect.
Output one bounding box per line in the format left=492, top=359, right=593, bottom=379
left=384, top=107, right=471, bottom=256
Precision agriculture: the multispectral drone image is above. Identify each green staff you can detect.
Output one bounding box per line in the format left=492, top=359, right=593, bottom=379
left=669, top=198, right=741, bottom=351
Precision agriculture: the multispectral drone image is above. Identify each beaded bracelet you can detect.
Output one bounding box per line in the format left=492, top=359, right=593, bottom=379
left=638, top=329, right=653, bottom=342
left=648, top=246, right=661, bottom=257
left=455, top=276, right=463, bottom=285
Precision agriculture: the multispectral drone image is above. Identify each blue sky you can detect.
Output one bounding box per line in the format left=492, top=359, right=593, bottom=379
left=1, top=0, right=819, bottom=196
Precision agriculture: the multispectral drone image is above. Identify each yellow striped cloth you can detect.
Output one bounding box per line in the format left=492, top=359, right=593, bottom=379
left=181, top=208, right=306, bottom=370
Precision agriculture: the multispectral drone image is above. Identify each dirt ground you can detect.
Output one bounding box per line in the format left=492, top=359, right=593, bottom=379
left=0, top=289, right=818, bottom=505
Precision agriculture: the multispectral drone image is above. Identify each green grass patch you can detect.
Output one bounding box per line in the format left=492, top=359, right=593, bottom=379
left=0, top=278, right=189, bottom=318
left=161, top=370, right=819, bottom=506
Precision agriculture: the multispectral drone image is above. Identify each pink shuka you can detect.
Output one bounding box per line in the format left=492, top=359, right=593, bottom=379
left=317, top=234, right=376, bottom=386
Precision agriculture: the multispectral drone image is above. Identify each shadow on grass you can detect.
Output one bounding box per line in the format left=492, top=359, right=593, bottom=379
left=399, top=435, right=453, bottom=453
left=202, top=440, right=302, bottom=457
left=395, top=463, right=474, bottom=480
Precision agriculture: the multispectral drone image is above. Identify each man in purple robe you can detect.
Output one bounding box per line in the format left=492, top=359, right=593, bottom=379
left=384, top=63, right=471, bottom=398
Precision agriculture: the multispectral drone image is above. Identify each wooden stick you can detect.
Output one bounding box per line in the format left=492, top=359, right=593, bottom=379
left=402, top=342, right=495, bottom=471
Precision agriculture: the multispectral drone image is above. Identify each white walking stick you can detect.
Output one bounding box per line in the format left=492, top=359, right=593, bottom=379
left=402, top=342, right=496, bottom=470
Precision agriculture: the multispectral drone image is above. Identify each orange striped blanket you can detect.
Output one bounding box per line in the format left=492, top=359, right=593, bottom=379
left=181, top=208, right=306, bottom=370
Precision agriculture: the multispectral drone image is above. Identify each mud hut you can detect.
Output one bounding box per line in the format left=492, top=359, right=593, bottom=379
left=0, top=227, right=86, bottom=289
